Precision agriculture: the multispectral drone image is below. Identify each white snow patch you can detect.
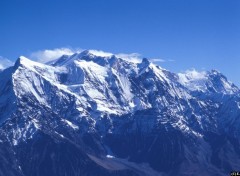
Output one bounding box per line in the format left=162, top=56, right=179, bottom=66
left=129, top=101, right=135, bottom=108
left=95, top=100, right=118, bottom=114
left=220, top=77, right=235, bottom=94
left=106, top=155, right=115, bottom=158
left=75, top=60, right=107, bottom=85
left=111, top=69, right=133, bottom=100
left=61, top=119, right=79, bottom=130
left=55, top=131, right=65, bottom=138
left=237, top=102, right=240, bottom=109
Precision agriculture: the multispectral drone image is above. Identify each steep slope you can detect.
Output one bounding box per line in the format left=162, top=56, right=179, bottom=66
left=0, top=50, right=240, bottom=176
left=0, top=56, right=138, bottom=176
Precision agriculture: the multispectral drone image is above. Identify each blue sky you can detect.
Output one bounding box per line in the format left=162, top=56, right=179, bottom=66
left=0, top=0, right=239, bottom=85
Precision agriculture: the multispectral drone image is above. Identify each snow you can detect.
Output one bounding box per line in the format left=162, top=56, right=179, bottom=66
left=65, top=59, right=135, bottom=114
left=61, top=119, right=79, bottom=130
left=237, top=102, right=240, bottom=109
left=88, top=50, right=113, bottom=57
left=149, top=63, right=167, bottom=82
left=30, top=118, right=40, bottom=129
left=111, top=68, right=133, bottom=100
left=15, top=51, right=199, bottom=120
left=2, top=50, right=240, bottom=149
left=18, top=56, right=67, bottom=83
left=115, top=53, right=141, bottom=63
left=178, top=69, right=208, bottom=91
left=89, top=154, right=161, bottom=176
left=178, top=69, right=238, bottom=95
left=76, top=50, right=141, bottom=63
left=106, top=155, right=115, bottom=158
left=75, top=60, right=107, bottom=83
left=220, top=77, right=235, bottom=94
left=94, top=99, right=118, bottom=114
left=55, top=131, right=65, bottom=138
left=1, top=49, right=240, bottom=176
left=10, top=118, right=40, bottom=146
left=129, top=101, right=135, bottom=108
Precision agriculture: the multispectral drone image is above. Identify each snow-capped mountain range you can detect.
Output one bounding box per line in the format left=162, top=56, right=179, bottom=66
left=0, top=50, right=240, bottom=176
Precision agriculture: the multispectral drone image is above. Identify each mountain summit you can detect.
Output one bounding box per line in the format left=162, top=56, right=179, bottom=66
left=0, top=50, right=240, bottom=176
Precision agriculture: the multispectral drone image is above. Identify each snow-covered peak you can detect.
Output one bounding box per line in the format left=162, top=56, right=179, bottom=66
left=178, top=69, right=238, bottom=94
left=137, top=58, right=169, bottom=79
left=49, top=50, right=143, bottom=68
left=87, top=50, right=114, bottom=57
left=14, top=56, right=31, bottom=67
left=46, top=54, right=71, bottom=66
left=178, top=69, right=207, bottom=91
left=137, top=58, right=151, bottom=72
left=75, top=49, right=113, bottom=58
left=12, top=55, right=67, bottom=89
left=179, top=69, right=207, bottom=81
left=19, top=56, right=28, bottom=60
left=207, top=70, right=239, bottom=94
left=46, top=51, right=139, bottom=77
left=14, top=56, right=48, bottom=69
left=12, top=54, right=239, bottom=97
left=48, top=50, right=114, bottom=67
left=210, top=69, right=221, bottom=75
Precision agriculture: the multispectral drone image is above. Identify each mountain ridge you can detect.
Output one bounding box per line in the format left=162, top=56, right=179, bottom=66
left=0, top=50, right=240, bottom=176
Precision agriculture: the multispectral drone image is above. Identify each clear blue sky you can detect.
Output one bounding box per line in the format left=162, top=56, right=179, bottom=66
left=0, top=0, right=239, bottom=85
